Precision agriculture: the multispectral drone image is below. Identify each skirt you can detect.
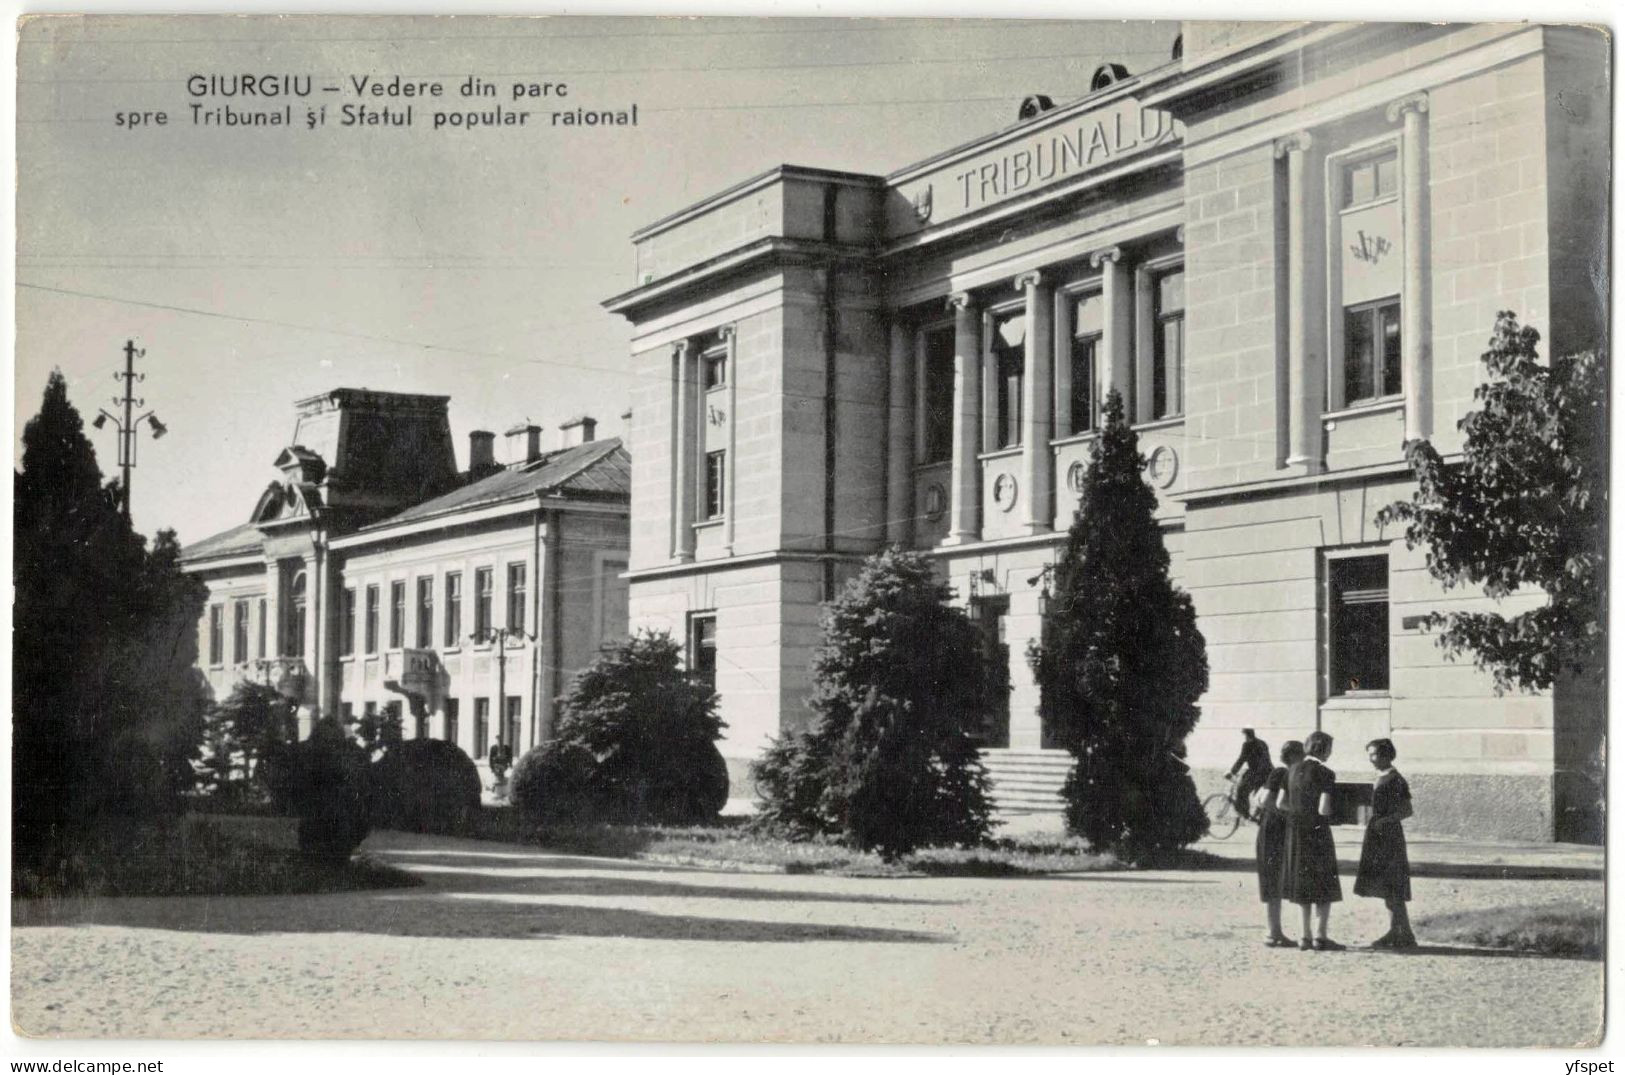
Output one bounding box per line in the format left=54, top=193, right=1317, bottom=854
left=1353, top=821, right=1411, bottom=902
left=1281, top=815, right=1342, bottom=904
left=1255, top=812, right=1287, bottom=902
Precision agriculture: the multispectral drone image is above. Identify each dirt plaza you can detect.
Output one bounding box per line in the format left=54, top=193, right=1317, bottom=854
left=11, top=830, right=1602, bottom=1046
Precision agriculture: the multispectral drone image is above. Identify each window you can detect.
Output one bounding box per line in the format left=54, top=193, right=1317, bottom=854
left=208, top=604, right=224, bottom=666
left=703, top=348, right=727, bottom=390
left=257, top=599, right=266, bottom=659
left=920, top=325, right=955, bottom=463
left=1152, top=269, right=1185, bottom=420
left=506, top=563, right=527, bottom=631
left=340, top=702, right=353, bottom=725
left=506, top=696, right=522, bottom=754
left=414, top=708, right=429, bottom=740
left=1344, top=298, right=1402, bottom=405
left=704, top=451, right=726, bottom=520
left=389, top=580, right=405, bottom=649
left=444, top=571, right=462, bottom=647
left=473, top=698, right=490, bottom=759
left=1070, top=292, right=1103, bottom=434
left=689, top=613, right=717, bottom=691
left=416, top=576, right=434, bottom=648
left=474, top=567, right=493, bottom=638
left=1327, top=555, right=1390, bottom=694
left=444, top=698, right=460, bottom=745
left=339, top=588, right=355, bottom=658
left=364, top=585, right=379, bottom=655
left=364, top=701, right=377, bottom=721
left=1344, top=152, right=1397, bottom=208
left=286, top=571, right=307, bottom=659
left=992, top=312, right=1025, bottom=448
left=233, top=601, right=250, bottom=665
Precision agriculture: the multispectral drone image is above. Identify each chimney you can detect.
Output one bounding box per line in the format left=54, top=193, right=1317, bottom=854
left=469, top=430, right=496, bottom=473
left=620, top=407, right=632, bottom=443
left=505, top=422, right=542, bottom=465
left=559, top=415, right=597, bottom=448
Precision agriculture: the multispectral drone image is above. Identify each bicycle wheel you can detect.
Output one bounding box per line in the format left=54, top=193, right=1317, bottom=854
left=1204, top=793, right=1241, bottom=839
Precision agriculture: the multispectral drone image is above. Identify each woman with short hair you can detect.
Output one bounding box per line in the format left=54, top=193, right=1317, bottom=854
left=1355, top=737, right=1417, bottom=950
left=1281, top=730, right=1343, bottom=950
left=1256, top=739, right=1305, bottom=947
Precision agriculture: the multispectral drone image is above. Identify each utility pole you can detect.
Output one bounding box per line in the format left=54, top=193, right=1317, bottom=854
left=93, top=339, right=167, bottom=520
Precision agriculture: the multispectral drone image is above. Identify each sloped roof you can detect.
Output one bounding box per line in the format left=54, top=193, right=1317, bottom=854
left=179, top=520, right=265, bottom=563
left=357, top=438, right=629, bottom=533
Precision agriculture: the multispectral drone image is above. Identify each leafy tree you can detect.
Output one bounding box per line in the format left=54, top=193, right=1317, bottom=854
left=514, top=631, right=728, bottom=825
left=197, top=681, right=300, bottom=799
left=355, top=699, right=404, bottom=759
left=1376, top=312, right=1606, bottom=692
left=1030, top=390, right=1209, bottom=859
left=13, top=371, right=209, bottom=874
left=753, top=547, right=997, bottom=858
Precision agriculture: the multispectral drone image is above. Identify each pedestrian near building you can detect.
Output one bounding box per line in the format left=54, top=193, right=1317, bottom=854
left=1257, top=739, right=1306, bottom=947
left=1355, top=737, right=1417, bottom=950
left=1228, top=728, right=1273, bottom=821
left=1282, top=730, right=1344, bottom=951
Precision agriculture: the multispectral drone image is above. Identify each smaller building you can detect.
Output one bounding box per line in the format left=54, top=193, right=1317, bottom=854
left=180, top=391, right=631, bottom=779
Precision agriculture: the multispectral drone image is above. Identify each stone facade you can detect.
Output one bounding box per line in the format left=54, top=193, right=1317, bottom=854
left=605, top=22, right=1608, bottom=840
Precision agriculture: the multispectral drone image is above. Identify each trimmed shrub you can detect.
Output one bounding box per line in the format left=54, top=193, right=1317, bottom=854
left=265, top=719, right=372, bottom=861
left=521, top=632, right=729, bottom=826
left=752, top=547, right=997, bottom=858
left=371, top=738, right=482, bottom=835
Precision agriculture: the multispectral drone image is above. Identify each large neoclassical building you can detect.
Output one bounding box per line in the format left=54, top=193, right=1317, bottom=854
left=605, top=21, right=1608, bottom=840
left=180, top=389, right=631, bottom=779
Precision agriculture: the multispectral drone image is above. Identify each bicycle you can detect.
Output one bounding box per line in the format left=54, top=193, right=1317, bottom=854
left=1203, top=774, right=1254, bottom=839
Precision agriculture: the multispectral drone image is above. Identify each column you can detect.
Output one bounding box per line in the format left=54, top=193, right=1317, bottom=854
left=301, top=552, right=320, bottom=733
left=266, top=559, right=285, bottom=661
left=1016, top=271, right=1053, bottom=535
left=720, top=324, right=738, bottom=553
left=1091, top=247, right=1131, bottom=418
left=1388, top=93, right=1432, bottom=443
left=945, top=292, right=982, bottom=546
left=671, top=340, right=697, bottom=561
left=1276, top=130, right=1323, bottom=474
left=885, top=318, right=915, bottom=546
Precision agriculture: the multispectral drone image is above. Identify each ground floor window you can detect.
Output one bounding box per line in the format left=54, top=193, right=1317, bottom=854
left=689, top=612, right=717, bottom=690
left=444, top=698, right=460, bottom=746
left=473, top=698, right=489, bottom=759
left=1325, top=553, right=1390, bottom=694
left=505, top=696, right=522, bottom=752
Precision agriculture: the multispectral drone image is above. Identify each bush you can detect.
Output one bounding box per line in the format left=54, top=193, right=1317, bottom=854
left=371, top=738, right=482, bottom=835
left=519, top=632, right=729, bottom=826
left=265, top=719, right=372, bottom=861
left=752, top=547, right=997, bottom=858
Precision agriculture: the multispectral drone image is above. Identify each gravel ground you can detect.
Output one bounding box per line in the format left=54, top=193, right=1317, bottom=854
left=11, top=830, right=1603, bottom=1046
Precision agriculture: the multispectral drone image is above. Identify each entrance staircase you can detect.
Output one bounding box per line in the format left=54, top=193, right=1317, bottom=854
left=980, top=749, right=1072, bottom=816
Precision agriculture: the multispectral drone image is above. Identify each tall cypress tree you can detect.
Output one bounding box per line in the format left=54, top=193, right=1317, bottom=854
left=1030, top=389, right=1209, bottom=858
left=14, top=371, right=208, bottom=874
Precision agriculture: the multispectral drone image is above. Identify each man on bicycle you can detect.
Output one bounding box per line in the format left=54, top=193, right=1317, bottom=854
left=1228, top=728, right=1272, bottom=821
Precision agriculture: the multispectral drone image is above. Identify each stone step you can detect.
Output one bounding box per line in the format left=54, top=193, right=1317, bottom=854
left=981, top=749, right=1071, bottom=815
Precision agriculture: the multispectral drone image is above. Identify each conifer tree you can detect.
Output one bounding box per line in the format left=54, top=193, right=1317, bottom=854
left=1030, top=389, right=1209, bottom=858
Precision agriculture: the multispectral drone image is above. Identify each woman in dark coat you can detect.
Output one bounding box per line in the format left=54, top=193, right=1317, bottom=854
left=1256, top=739, right=1305, bottom=947
left=1354, top=737, right=1416, bottom=950
left=1281, top=730, right=1343, bottom=951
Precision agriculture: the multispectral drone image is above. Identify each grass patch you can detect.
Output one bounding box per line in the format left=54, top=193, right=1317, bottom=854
left=469, top=808, right=1141, bottom=876
left=1415, top=900, right=1603, bottom=958
left=14, top=820, right=421, bottom=899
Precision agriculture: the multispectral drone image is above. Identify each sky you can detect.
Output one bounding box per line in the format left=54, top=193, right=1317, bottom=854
left=15, top=15, right=1180, bottom=544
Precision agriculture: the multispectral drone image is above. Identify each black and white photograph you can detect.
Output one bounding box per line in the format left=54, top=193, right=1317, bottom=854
left=9, top=8, right=1611, bottom=1058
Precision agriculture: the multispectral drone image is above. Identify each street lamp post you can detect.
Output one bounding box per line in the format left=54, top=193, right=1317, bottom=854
left=471, top=624, right=536, bottom=767
left=91, top=339, right=167, bottom=520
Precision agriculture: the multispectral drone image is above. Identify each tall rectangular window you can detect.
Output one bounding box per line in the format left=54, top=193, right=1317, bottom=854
left=992, top=312, right=1025, bottom=448
left=688, top=613, right=718, bottom=691
left=506, top=563, right=527, bottom=631
left=389, top=580, right=405, bottom=649
left=475, top=567, right=493, bottom=638
left=970, top=595, right=1012, bottom=748
left=208, top=604, right=224, bottom=666
left=444, top=698, right=460, bottom=746
left=257, top=599, right=266, bottom=659
left=1343, top=299, right=1402, bottom=405
left=705, top=451, right=726, bottom=519
left=1071, top=292, right=1103, bottom=434
left=444, top=571, right=462, bottom=647
left=1328, top=555, right=1390, bottom=694
left=339, top=587, right=355, bottom=658
left=702, top=347, right=727, bottom=389
left=473, top=698, right=490, bottom=759
left=364, top=585, right=379, bottom=655
left=416, top=576, right=434, bottom=648
left=1152, top=269, right=1185, bottom=419
left=921, top=326, right=955, bottom=463
left=233, top=601, right=250, bottom=665
left=285, top=570, right=307, bottom=659
left=506, top=696, right=522, bottom=755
